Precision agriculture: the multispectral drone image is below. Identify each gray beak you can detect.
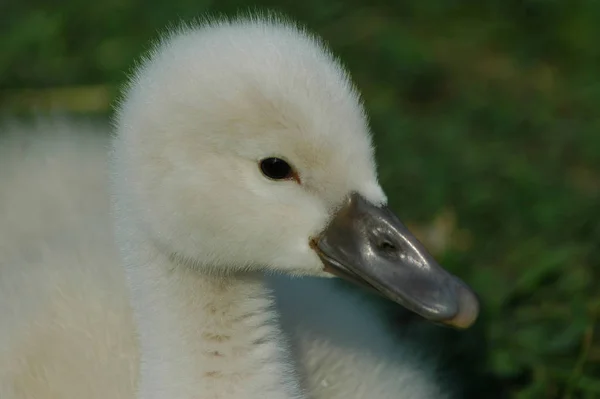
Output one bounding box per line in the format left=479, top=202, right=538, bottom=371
left=310, top=192, right=479, bottom=329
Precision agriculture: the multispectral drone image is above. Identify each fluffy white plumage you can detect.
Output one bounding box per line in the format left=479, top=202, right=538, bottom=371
left=0, top=15, right=454, bottom=399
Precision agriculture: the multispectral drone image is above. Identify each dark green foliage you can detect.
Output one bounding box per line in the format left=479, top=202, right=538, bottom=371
left=1, top=1, right=599, bottom=397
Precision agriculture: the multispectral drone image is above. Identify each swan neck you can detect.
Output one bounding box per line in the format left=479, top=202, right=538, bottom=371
left=121, top=237, right=303, bottom=399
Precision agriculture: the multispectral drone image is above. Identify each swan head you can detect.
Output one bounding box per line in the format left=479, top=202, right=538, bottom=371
left=112, top=15, right=478, bottom=328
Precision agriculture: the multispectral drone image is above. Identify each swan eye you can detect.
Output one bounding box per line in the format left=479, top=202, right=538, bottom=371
left=259, top=157, right=293, bottom=180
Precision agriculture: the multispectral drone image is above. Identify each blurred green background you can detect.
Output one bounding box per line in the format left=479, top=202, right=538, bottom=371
left=1, top=1, right=599, bottom=398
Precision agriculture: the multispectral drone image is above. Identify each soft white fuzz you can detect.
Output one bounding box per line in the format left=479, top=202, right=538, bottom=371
left=0, top=119, right=138, bottom=399
left=0, top=15, right=450, bottom=399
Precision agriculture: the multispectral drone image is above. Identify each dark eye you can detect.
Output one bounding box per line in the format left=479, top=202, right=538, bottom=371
left=259, top=157, right=293, bottom=180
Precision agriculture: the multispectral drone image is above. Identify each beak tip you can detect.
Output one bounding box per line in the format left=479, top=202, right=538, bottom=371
left=445, top=284, right=480, bottom=329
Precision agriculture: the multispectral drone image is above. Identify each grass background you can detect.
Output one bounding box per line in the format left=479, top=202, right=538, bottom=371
left=1, top=1, right=599, bottom=397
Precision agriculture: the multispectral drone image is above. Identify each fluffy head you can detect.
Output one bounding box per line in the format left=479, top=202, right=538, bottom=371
left=111, top=15, right=387, bottom=276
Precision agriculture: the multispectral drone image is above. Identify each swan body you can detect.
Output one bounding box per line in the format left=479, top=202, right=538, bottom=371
left=0, top=15, right=476, bottom=399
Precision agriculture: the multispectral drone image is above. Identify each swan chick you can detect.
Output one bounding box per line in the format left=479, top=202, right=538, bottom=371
left=0, top=14, right=478, bottom=399
left=111, top=15, right=478, bottom=398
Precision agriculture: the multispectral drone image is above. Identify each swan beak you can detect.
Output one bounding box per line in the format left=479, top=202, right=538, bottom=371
left=311, top=192, right=479, bottom=329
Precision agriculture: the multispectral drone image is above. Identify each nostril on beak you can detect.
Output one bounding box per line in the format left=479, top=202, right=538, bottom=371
left=377, top=240, right=397, bottom=252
